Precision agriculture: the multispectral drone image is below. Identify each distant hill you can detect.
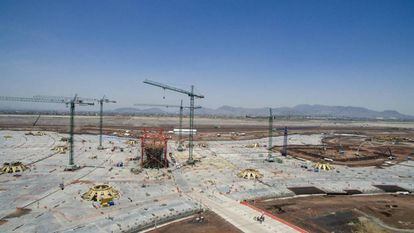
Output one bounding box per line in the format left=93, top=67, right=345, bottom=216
left=114, top=107, right=168, bottom=115
left=113, top=105, right=414, bottom=120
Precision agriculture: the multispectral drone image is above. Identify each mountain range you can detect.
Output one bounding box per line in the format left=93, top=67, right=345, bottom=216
left=113, top=104, right=414, bottom=120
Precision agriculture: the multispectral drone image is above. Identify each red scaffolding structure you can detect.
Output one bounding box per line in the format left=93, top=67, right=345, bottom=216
left=140, top=129, right=169, bottom=168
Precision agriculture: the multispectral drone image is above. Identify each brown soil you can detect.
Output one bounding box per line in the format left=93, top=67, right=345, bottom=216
left=250, top=194, right=414, bottom=233
left=148, top=210, right=242, bottom=233
left=69, top=179, right=94, bottom=185
left=282, top=134, right=414, bottom=167
left=3, top=208, right=32, bottom=219
left=2, top=116, right=414, bottom=142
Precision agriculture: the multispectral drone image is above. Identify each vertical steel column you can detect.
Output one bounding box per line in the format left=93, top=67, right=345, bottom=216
left=267, top=108, right=274, bottom=161
left=188, top=86, right=195, bottom=164
left=177, top=99, right=184, bottom=151
left=98, top=100, right=104, bottom=149
left=282, top=127, right=288, bottom=156
left=68, top=101, right=75, bottom=167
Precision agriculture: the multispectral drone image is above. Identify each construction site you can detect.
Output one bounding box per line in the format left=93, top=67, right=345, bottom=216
left=3, top=0, right=414, bottom=232
left=0, top=82, right=413, bottom=233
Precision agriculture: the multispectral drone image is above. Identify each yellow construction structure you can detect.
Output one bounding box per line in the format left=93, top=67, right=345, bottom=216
left=314, top=162, right=334, bottom=171
left=52, top=145, right=68, bottom=154
left=246, top=143, right=260, bottom=148
left=1, top=162, right=29, bottom=174
left=82, top=184, right=120, bottom=206
left=237, top=168, right=263, bottom=179
left=125, top=140, right=138, bottom=146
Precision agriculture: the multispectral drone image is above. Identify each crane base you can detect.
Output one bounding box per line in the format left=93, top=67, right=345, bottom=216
left=97, top=146, right=104, bottom=150
left=186, top=159, right=195, bottom=165
left=64, top=164, right=80, bottom=171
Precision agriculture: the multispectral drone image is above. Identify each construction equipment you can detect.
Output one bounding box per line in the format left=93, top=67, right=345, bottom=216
left=314, top=162, right=334, bottom=171
left=266, top=108, right=274, bottom=162
left=95, top=96, right=116, bottom=150
left=52, top=145, right=69, bottom=154
left=143, top=79, right=204, bottom=164
left=81, top=184, right=119, bottom=207
left=282, top=127, right=288, bottom=156
left=134, top=101, right=201, bottom=151
left=355, top=140, right=375, bottom=156
left=238, top=168, right=263, bottom=179
left=253, top=214, right=265, bottom=224
left=25, top=114, right=44, bottom=136
left=246, top=143, right=261, bottom=148
left=1, top=162, right=29, bottom=174
left=0, top=95, right=95, bottom=170
left=140, top=129, right=169, bottom=168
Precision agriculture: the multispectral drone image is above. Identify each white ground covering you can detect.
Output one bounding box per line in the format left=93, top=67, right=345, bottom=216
left=0, top=130, right=413, bottom=232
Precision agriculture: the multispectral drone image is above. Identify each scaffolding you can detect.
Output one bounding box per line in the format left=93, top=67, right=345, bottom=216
left=140, top=129, right=169, bottom=168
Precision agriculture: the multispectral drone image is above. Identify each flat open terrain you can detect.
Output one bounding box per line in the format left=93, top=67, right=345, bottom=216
left=282, top=133, right=414, bottom=167
left=1, top=116, right=414, bottom=232
left=148, top=210, right=242, bottom=233
left=1, top=114, right=414, bottom=141
left=250, top=194, right=414, bottom=233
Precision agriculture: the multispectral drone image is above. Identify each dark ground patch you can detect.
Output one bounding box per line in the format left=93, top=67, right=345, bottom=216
left=344, top=189, right=363, bottom=195
left=149, top=210, right=242, bottom=233
left=3, top=208, right=31, bottom=219
left=288, top=186, right=326, bottom=195
left=374, top=185, right=410, bottom=193
left=310, top=211, right=358, bottom=233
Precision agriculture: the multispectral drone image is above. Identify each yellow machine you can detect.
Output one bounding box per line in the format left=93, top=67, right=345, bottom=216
left=99, top=197, right=113, bottom=207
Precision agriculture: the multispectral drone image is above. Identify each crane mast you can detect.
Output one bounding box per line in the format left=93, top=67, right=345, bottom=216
left=178, top=100, right=184, bottom=151
left=96, top=96, right=116, bottom=150
left=282, top=126, right=288, bottom=156
left=134, top=101, right=201, bottom=151
left=267, top=108, right=275, bottom=162
left=142, top=79, right=204, bottom=164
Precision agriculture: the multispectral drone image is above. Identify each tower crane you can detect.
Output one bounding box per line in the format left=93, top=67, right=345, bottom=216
left=266, top=108, right=275, bottom=162
left=95, top=96, right=116, bottom=150
left=0, top=95, right=95, bottom=170
left=134, top=101, right=202, bottom=151
left=142, top=79, right=204, bottom=164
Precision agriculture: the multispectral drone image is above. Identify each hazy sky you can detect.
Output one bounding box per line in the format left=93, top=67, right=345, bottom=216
left=1, top=0, right=413, bottom=114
